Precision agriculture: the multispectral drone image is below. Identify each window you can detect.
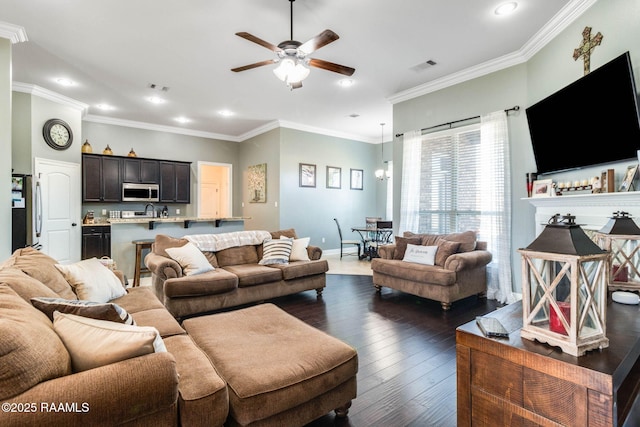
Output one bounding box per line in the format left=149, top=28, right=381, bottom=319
left=399, top=111, right=514, bottom=303
left=411, top=123, right=481, bottom=234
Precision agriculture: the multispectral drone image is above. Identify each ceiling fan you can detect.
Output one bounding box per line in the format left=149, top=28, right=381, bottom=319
left=231, top=0, right=355, bottom=89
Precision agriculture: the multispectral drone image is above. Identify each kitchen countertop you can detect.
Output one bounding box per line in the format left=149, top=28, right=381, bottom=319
left=83, top=216, right=247, bottom=230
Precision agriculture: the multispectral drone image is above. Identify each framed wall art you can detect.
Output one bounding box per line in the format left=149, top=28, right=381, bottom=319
left=326, top=166, right=341, bottom=189
left=531, top=179, right=553, bottom=197
left=619, top=165, right=638, bottom=192
left=299, top=163, right=316, bottom=188
left=350, top=168, right=363, bottom=190
left=248, top=163, right=267, bottom=203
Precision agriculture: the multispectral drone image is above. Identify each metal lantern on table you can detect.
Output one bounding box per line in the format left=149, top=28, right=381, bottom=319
left=518, top=214, right=610, bottom=356
left=593, top=211, right=640, bottom=292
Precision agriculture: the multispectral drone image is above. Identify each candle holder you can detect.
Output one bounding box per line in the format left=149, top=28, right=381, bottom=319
left=518, top=214, right=610, bottom=356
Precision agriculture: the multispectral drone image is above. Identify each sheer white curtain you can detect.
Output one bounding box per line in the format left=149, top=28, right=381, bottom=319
left=399, top=130, right=421, bottom=233
left=480, top=111, right=515, bottom=304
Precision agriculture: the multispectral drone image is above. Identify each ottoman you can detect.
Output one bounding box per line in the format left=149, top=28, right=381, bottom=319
left=183, top=303, right=358, bottom=427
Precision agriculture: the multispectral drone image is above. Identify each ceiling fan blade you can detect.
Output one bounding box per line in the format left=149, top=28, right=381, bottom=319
left=299, top=30, right=339, bottom=54
left=231, top=59, right=276, bottom=72
left=235, top=32, right=282, bottom=52
left=308, top=58, right=355, bottom=76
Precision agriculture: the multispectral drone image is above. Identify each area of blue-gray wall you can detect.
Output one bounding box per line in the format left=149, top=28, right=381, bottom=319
left=238, top=128, right=281, bottom=231
left=81, top=120, right=242, bottom=218
left=279, top=128, right=378, bottom=251
left=392, top=0, right=640, bottom=293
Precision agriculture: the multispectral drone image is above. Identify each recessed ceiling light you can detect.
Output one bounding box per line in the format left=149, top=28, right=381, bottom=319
left=219, top=110, right=234, bottom=117
left=338, top=78, right=354, bottom=88
left=146, top=96, right=166, bottom=104
left=175, top=116, right=191, bottom=124
left=55, top=78, right=75, bottom=87
left=495, top=2, right=518, bottom=15
left=95, top=104, right=114, bottom=111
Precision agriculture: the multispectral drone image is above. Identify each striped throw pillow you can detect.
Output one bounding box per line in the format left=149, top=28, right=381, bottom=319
left=259, top=238, right=293, bottom=265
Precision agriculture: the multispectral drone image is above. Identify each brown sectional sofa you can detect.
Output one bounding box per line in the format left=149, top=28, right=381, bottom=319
left=145, top=229, right=329, bottom=319
left=371, top=231, right=492, bottom=310
left=0, top=247, right=356, bottom=426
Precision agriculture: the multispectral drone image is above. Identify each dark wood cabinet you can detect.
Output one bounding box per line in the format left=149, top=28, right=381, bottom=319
left=82, top=154, right=190, bottom=204
left=456, top=302, right=640, bottom=427
left=122, top=158, right=159, bottom=183
left=81, top=225, right=111, bottom=259
left=160, top=161, right=191, bottom=203
left=82, top=154, right=121, bottom=202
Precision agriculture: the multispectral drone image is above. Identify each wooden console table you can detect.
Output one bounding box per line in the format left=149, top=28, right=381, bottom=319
left=456, top=301, right=640, bottom=426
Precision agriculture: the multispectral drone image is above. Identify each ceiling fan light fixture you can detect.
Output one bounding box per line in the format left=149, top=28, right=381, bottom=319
left=273, top=57, right=310, bottom=84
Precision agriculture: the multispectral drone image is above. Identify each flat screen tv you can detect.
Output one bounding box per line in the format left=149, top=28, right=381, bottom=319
left=526, top=51, right=640, bottom=175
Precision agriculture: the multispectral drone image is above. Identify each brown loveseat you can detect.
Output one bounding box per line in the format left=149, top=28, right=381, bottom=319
left=145, top=229, right=328, bottom=319
left=371, top=231, right=492, bottom=310
left=0, top=247, right=357, bottom=427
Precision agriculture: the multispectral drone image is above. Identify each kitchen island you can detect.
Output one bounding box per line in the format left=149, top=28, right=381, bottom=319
left=107, top=216, right=246, bottom=283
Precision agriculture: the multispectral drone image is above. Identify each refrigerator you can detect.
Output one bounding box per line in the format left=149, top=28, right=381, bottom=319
left=11, top=174, right=34, bottom=251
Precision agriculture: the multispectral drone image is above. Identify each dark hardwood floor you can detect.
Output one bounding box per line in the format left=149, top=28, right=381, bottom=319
left=265, top=274, right=501, bottom=427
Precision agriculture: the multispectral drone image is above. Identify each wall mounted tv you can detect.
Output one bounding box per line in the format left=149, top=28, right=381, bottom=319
left=526, top=51, right=640, bottom=175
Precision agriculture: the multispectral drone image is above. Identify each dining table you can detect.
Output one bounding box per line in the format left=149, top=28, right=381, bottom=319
left=350, top=226, right=393, bottom=260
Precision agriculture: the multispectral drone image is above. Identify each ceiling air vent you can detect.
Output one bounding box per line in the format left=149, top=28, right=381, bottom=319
left=410, top=59, right=437, bottom=72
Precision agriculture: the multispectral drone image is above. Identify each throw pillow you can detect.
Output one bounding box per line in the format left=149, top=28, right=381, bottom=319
left=53, top=312, right=166, bottom=372
left=55, top=258, right=126, bottom=303
left=259, top=238, right=293, bottom=265
left=0, top=285, right=71, bottom=401
left=31, top=297, right=136, bottom=325
left=165, top=242, right=214, bottom=276
left=152, top=234, right=189, bottom=258
left=393, top=236, right=423, bottom=260
left=404, top=230, right=477, bottom=253
left=403, top=244, right=437, bottom=265
left=434, top=239, right=461, bottom=267
left=283, top=236, right=311, bottom=262
left=9, top=247, right=78, bottom=300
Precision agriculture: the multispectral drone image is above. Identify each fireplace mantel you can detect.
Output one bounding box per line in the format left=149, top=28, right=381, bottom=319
left=525, top=191, right=640, bottom=234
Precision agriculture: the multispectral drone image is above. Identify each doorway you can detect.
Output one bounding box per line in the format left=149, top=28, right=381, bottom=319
left=197, top=162, right=232, bottom=218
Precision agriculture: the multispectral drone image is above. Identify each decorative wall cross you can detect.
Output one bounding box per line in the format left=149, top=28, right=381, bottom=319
left=573, top=26, right=603, bottom=75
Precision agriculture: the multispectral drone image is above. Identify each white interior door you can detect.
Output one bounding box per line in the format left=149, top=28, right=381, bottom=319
left=34, top=158, right=81, bottom=263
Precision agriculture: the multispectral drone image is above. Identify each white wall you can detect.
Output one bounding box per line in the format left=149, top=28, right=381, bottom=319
left=0, top=38, right=11, bottom=259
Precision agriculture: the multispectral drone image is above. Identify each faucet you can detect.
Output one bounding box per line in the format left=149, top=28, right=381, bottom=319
left=144, top=203, right=155, bottom=218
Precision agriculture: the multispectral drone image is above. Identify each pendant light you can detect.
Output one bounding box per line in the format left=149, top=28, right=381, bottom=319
left=375, top=123, right=390, bottom=180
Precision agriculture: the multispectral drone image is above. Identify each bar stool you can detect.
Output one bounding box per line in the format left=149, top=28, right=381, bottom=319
left=132, top=239, right=155, bottom=287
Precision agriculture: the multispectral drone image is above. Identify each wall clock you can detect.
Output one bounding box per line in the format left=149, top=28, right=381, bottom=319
left=43, top=118, right=73, bottom=150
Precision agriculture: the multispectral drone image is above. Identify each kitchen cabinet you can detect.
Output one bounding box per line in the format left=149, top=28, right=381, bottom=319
left=160, top=161, right=191, bottom=203
left=82, top=154, right=121, bottom=202
left=82, top=154, right=190, bottom=204
left=82, top=225, right=111, bottom=259
left=122, top=158, right=159, bottom=183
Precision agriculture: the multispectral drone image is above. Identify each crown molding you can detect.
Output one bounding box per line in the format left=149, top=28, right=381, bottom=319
left=277, top=120, right=374, bottom=143
left=387, top=0, right=597, bottom=105
left=12, top=82, right=88, bottom=112
left=83, top=114, right=243, bottom=142
left=0, top=22, right=28, bottom=43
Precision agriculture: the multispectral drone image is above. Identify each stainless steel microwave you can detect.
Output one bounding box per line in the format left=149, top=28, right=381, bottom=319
left=122, top=183, right=159, bottom=202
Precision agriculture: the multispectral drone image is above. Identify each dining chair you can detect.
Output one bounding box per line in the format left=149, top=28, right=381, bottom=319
left=333, top=218, right=362, bottom=259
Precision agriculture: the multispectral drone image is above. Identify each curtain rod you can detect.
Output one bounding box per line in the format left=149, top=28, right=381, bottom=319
left=394, top=105, right=520, bottom=138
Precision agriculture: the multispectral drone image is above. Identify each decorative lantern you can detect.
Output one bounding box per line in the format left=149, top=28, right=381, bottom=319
left=518, top=214, right=610, bottom=356
left=593, top=211, right=640, bottom=292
